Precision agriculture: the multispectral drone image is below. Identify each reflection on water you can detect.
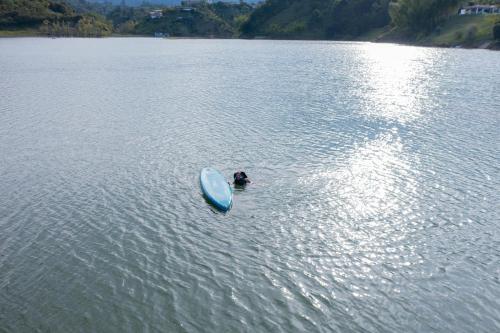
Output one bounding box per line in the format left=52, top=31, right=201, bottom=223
left=293, top=129, right=421, bottom=302
left=314, top=129, right=418, bottom=221
left=356, top=43, right=440, bottom=124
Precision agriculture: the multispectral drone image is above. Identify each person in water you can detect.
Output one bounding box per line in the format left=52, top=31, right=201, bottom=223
left=233, top=171, right=250, bottom=186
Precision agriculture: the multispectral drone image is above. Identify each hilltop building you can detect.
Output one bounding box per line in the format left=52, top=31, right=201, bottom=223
left=149, top=9, right=163, bottom=19
left=459, top=5, right=500, bottom=15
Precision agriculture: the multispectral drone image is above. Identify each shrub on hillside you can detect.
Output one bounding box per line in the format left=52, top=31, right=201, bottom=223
left=494, top=23, right=500, bottom=40
left=466, top=24, right=477, bottom=42
left=389, top=0, right=459, bottom=34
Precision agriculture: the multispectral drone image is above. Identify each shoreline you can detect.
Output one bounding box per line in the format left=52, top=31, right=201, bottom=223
left=1, top=31, right=498, bottom=50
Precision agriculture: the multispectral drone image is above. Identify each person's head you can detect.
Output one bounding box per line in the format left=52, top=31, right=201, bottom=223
left=234, top=171, right=248, bottom=185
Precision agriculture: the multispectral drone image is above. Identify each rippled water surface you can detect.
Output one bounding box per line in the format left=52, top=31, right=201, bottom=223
left=1, top=38, right=499, bottom=332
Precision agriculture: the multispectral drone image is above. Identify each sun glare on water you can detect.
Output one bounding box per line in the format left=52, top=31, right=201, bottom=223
left=292, top=43, right=440, bottom=287
left=356, top=43, right=441, bottom=125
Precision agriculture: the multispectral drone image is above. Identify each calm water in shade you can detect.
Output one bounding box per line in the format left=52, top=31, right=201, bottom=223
left=0, top=38, right=499, bottom=332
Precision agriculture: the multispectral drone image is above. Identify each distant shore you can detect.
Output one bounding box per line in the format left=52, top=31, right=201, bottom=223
left=1, top=29, right=498, bottom=51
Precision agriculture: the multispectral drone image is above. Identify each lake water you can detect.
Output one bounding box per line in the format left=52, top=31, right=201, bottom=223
left=0, top=38, right=499, bottom=332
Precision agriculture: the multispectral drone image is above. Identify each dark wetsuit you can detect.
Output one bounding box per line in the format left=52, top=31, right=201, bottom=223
left=234, top=172, right=249, bottom=186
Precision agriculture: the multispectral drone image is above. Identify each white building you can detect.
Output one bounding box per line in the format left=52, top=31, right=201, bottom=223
left=149, top=10, right=163, bottom=19
left=459, top=5, right=500, bottom=15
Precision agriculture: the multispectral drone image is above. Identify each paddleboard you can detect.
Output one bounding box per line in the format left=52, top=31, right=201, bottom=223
left=200, top=168, right=233, bottom=212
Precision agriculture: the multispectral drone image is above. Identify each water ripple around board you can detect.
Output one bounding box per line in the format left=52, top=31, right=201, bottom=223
left=0, top=38, right=499, bottom=333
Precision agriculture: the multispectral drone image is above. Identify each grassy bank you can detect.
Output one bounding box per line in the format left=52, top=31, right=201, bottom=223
left=0, top=29, right=40, bottom=37
left=372, top=15, right=500, bottom=49
left=423, top=15, right=499, bottom=47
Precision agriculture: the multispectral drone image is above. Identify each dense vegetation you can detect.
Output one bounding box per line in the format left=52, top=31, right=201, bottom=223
left=494, top=22, right=500, bottom=39
left=0, top=0, right=112, bottom=36
left=0, top=0, right=72, bottom=28
left=241, top=0, right=391, bottom=39
left=134, top=2, right=253, bottom=37
left=0, top=0, right=499, bottom=48
left=240, top=0, right=500, bottom=47
left=135, top=7, right=232, bottom=37
left=383, top=0, right=500, bottom=48
left=0, top=0, right=253, bottom=37
left=388, top=0, right=460, bottom=35
left=105, top=5, right=150, bottom=34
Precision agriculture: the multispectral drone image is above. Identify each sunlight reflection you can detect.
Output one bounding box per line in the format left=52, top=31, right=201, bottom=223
left=319, top=129, right=418, bottom=221
left=356, top=44, right=439, bottom=124
left=297, top=129, right=422, bottom=285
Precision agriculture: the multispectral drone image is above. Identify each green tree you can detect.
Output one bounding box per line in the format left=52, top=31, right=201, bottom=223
left=494, top=23, right=500, bottom=40
left=466, top=24, right=477, bottom=42
left=240, top=0, right=391, bottom=39
left=389, top=0, right=460, bottom=34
